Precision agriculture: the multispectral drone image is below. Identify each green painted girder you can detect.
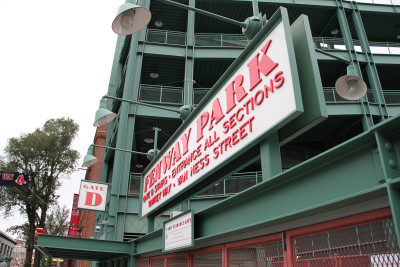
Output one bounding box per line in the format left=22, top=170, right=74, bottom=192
left=133, top=113, right=400, bottom=255
left=199, top=0, right=400, bottom=14
left=144, top=43, right=400, bottom=64
left=36, top=235, right=133, bottom=261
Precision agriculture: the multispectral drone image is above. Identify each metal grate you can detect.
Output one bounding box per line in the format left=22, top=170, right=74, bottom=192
left=293, top=219, right=400, bottom=266
left=193, top=251, right=222, bottom=267
left=137, top=259, right=149, bottom=267
left=169, top=256, right=189, bottom=267
left=229, top=241, right=284, bottom=267
left=151, top=258, right=165, bottom=267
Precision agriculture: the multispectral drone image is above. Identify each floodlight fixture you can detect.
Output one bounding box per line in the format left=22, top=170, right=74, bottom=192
left=112, top=0, right=151, bottom=35
left=335, top=64, right=367, bottom=101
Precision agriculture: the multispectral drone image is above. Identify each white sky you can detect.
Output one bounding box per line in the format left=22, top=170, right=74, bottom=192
left=0, top=0, right=121, bottom=237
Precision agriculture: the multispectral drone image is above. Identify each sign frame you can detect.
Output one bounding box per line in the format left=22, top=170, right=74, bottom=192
left=140, top=7, right=303, bottom=218
left=77, top=180, right=110, bottom=212
left=162, top=210, right=194, bottom=252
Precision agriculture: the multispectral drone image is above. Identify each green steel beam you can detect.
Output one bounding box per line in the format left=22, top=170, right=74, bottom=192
left=36, top=235, right=132, bottom=261
left=133, top=114, right=400, bottom=254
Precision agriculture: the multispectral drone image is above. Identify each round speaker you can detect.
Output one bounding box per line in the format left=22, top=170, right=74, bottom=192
left=335, top=75, right=367, bottom=100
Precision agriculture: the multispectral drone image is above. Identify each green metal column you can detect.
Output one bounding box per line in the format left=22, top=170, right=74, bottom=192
left=128, top=255, right=138, bottom=267
left=350, top=2, right=388, bottom=122
left=184, top=0, right=195, bottom=106
left=260, top=132, right=281, bottom=181
left=106, top=0, right=149, bottom=241
left=375, top=129, right=400, bottom=248
left=146, top=215, right=155, bottom=233
left=336, top=0, right=373, bottom=130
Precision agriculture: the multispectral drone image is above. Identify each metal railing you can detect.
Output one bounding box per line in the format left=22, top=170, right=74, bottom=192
left=383, top=90, right=400, bottom=105
left=146, top=29, right=248, bottom=47
left=129, top=171, right=262, bottom=198
left=138, top=84, right=183, bottom=105
left=146, top=29, right=186, bottom=46
left=323, top=88, right=400, bottom=105
left=313, top=37, right=400, bottom=55
left=344, top=0, right=400, bottom=5
left=195, top=171, right=263, bottom=198
left=193, top=88, right=210, bottom=105
left=195, top=33, right=248, bottom=47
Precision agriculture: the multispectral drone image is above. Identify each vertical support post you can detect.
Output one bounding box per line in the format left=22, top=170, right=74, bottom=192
left=387, top=186, right=400, bottom=249
left=181, top=200, right=189, bottom=212
left=336, top=1, right=373, bottom=130
left=147, top=215, right=155, bottom=233
left=184, top=0, right=195, bottom=106
left=252, top=0, right=259, bottom=16
left=153, top=127, right=159, bottom=156
left=351, top=6, right=388, bottom=122
left=260, top=132, right=282, bottom=181
left=128, top=255, right=138, bottom=267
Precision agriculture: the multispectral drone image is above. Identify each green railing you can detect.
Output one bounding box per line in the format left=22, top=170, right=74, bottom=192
left=344, top=0, right=400, bottom=5
left=146, top=29, right=186, bottom=46
left=194, top=88, right=210, bottom=105
left=383, top=90, right=400, bottom=105
left=195, top=171, right=263, bottom=198
left=195, top=33, right=248, bottom=47
left=138, top=84, right=183, bottom=105
left=313, top=37, right=400, bottom=55
left=129, top=171, right=262, bottom=198
left=323, top=88, right=400, bottom=105
left=146, top=29, right=248, bottom=47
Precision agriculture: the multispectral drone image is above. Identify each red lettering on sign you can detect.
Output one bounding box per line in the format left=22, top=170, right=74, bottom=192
left=84, top=192, right=102, bottom=206
left=247, top=39, right=279, bottom=91
left=2, top=173, right=13, bottom=181
left=225, top=74, right=247, bottom=114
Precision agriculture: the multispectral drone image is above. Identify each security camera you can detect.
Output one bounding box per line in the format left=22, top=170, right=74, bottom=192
left=95, top=226, right=101, bottom=233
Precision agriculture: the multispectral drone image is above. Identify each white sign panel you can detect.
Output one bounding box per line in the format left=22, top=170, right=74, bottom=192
left=77, top=180, right=108, bottom=211
left=141, top=20, right=301, bottom=217
left=164, top=212, right=193, bottom=251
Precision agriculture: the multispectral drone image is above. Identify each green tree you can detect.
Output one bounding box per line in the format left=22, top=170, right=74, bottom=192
left=45, top=205, right=70, bottom=236
left=0, top=118, right=79, bottom=267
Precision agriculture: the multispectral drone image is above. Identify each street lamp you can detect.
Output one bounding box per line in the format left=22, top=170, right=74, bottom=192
left=82, top=127, right=161, bottom=167
left=112, top=0, right=151, bottom=35
left=335, top=64, right=367, bottom=101
left=82, top=144, right=151, bottom=167
left=315, top=49, right=367, bottom=100
left=93, top=95, right=192, bottom=127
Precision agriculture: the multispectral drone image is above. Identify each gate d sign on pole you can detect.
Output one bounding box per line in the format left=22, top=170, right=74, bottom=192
left=77, top=180, right=109, bottom=212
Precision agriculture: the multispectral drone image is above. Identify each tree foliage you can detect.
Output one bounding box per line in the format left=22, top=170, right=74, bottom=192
left=0, top=117, right=79, bottom=267
left=45, top=205, right=70, bottom=236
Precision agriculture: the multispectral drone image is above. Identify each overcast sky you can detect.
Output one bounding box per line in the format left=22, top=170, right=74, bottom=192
left=0, top=0, right=121, bottom=237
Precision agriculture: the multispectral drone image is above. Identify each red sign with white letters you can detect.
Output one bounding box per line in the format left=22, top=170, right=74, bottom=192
left=68, top=194, right=80, bottom=237
left=141, top=16, right=302, bottom=217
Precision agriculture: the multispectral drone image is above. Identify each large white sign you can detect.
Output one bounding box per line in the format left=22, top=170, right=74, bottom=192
left=77, top=180, right=108, bottom=211
left=164, top=212, right=193, bottom=251
left=141, top=20, right=301, bottom=217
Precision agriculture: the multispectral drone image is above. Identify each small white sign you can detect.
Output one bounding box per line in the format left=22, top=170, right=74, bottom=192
left=77, top=180, right=108, bottom=211
left=164, top=212, right=193, bottom=251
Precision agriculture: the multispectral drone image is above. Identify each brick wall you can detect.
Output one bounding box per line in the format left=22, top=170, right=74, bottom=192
left=77, top=125, right=107, bottom=267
